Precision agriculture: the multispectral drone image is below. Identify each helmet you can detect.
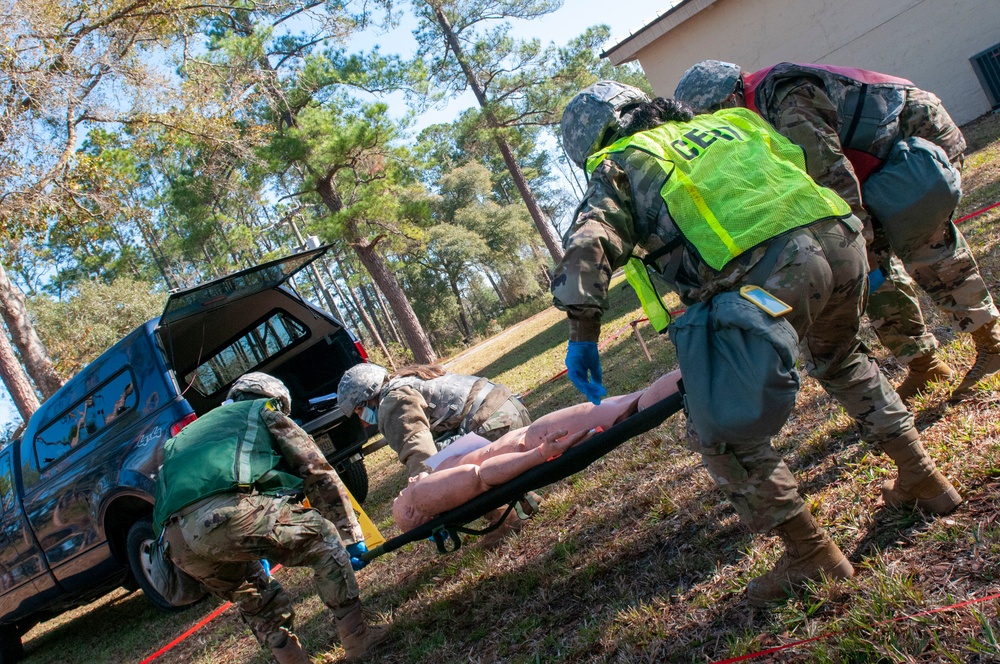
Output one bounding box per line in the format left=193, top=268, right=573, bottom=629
left=561, top=80, right=650, bottom=169
left=673, top=60, right=742, bottom=113
left=337, top=363, right=388, bottom=415
left=227, top=372, right=292, bottom=414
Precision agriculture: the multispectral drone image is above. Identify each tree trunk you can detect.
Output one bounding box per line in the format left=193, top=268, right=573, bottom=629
left=484, top=269, right=509, bottom=307
left=0, top=326, right=40, bottom=422
left=449, top=276, right=473, bottom=342
left=353, top=240, right=437, bottom=364
left=431, top=4, right=564, bottom=263
left=315, top=175, right=435, bottom=364
left=0, top=263, right=63, bottom=398
left=358, top=284, right=388, bottom=347
left=370, top=280, right=404, bottom=346
left=333, top=253, right=394, bottom=369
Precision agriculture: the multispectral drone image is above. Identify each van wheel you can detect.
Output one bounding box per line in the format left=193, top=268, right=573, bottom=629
left=337, top=458, right=369, bottom=504
left=0, top=624, right=23, bottom=663
left=126, top=517, right=204, bottom=613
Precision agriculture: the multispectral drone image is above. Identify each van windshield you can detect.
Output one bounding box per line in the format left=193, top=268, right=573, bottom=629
left=184, top=311, right=309, bottom=396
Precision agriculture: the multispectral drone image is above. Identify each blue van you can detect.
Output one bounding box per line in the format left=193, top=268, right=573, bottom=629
left=0, top=246, right=375, bottom=661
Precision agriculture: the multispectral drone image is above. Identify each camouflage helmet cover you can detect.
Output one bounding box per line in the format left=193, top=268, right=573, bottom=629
left=673, top=60, right=742, bottom=113
left=227, top=372, right=292, bottom=414
left=337, top=363, right=388, bottom=414
left=561, top=80, right=650, bottom=169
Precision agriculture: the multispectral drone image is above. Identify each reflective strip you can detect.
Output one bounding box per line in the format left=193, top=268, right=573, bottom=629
left=668, top=166, right=742, bottom=257
left=624, top=257, right=671, bottom=333
left=236, top=401, right=263, bottom=485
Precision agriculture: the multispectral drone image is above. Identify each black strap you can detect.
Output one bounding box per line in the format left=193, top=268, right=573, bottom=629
left=644, top=236, right=685, bottom=264
left=841, top=83, right=868, bottom=150
left=745, top=235, right=789, bottom=288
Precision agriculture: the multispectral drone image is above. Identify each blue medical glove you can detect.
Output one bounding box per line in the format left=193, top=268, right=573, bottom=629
left=260, top=559, right=271, bottom=577
left=565, top=341, right=606, bottom=405
left=868, top=267, right=886, bottom=294
left=346, top=542, right=369, bottom=571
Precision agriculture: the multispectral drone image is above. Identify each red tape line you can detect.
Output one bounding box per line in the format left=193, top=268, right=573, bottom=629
left=139, top=564, right=284, bottom=664
left=712, top=590, right=1000, bottom=664
left=955, top=200, right=1000, bottom=225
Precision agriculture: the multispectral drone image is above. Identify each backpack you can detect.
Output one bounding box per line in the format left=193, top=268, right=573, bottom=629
left=669, top=291, right=801, bottom=451
left=862, top=136, right=962, bottom=257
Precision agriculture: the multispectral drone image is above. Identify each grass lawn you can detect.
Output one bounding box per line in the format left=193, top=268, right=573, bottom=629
left=19, top=110, right=1000, bottom=663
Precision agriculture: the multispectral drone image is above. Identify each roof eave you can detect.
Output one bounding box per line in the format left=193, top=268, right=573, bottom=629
left=601, top=0, right=722, bottom=65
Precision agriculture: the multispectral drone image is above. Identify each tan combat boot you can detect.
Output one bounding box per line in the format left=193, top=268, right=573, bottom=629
left=336, top=599, right=390, bottom=663
left=880, top=430, right=963, bottom=513
left=952, top=320, right=1000, bottom=400
left=746, top=510, right=854, bottom=607
left=895, top=352, right=954, bottom=401
left=270, top=633, right=310, bottom=664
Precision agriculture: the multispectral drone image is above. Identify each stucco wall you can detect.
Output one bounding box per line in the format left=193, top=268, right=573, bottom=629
left=629, top=0, right=1000, bottom=125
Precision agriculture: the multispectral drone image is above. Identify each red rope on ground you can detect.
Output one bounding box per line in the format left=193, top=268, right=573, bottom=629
left=139, top=564, right=284, bottom=663
left=955, top=200, right=1000, bottom=225
left=711, top=590, right=1000, bottom=664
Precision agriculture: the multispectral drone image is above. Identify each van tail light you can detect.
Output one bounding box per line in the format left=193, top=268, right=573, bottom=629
left=354, top=341, right=369, bottom=362
left=170, top=413, right=198, bottom=437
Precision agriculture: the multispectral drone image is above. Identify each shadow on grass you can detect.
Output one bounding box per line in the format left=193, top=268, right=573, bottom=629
left=22, top=589, right=226, bottom=664
left=350, top=476, right=757, bottom=663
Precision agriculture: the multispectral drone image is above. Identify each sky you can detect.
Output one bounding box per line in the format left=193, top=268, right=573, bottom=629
left=345, top=0, right=670, bottom=131
left=0, top=0, right=673, bottom=433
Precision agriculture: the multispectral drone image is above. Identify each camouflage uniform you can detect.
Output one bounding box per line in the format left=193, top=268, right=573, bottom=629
left=160, top=404, right=364, bottom=649
left=552, top=138, right=913, bottom=532
left=379, top=379, right=531, bottom=476
left=756, top=73, right=998, bottom=364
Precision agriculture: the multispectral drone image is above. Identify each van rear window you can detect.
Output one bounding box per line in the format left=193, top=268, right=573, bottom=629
left=184, top=311, right=309, bottom=396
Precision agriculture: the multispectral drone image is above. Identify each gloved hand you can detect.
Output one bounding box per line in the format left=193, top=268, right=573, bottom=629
left=565, top=341, right=606, bottom=405
left=345, top=542, right=369, bottom=571
left=868, top=267, right=886, bottom=294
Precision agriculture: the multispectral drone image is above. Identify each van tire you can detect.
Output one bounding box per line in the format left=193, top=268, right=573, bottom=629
left=0, top=625, right=23, bottom=663
left=337, top=458, right=369, bottom=504
left=126, top=517, right=205, bottom=613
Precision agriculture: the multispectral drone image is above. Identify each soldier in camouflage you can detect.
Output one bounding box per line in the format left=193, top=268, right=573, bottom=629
left=338, top=363, right=531, bottom=477
left=153, top=372, right=389, bottom=664
left=554, top=81, right=962, bottom=605
left=675, top=60, right=1000, bottom=401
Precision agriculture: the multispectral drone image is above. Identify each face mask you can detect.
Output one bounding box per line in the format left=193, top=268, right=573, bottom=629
left=360, top=406, right=378, bottom=425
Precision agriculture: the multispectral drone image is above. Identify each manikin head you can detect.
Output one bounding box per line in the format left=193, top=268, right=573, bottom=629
left=673, top=60, right=745, bottom=113
left=392, top=474, right=432, bottom=531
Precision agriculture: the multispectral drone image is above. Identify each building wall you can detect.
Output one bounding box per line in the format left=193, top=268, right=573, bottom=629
left=630, top=0, right=1000, bottom=125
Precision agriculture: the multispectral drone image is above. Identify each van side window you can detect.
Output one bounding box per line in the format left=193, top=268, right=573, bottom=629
left=184, top=310, right=309, bottom=396
left=33, top=370, right=137, bottom=469
left=0, top=452, right=14, bottom=513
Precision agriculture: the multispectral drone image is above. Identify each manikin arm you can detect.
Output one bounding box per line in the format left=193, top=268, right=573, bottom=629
left=397, top=428, right=591, bottom=530
left=392, top=370, right=683, bottom=531
left=433, top=370, right=682, bottom=471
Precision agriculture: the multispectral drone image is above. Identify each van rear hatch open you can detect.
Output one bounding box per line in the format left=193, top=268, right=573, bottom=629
left=154, top=246, right=355, bottom=417
left=158, top=245, right=331, bottom=326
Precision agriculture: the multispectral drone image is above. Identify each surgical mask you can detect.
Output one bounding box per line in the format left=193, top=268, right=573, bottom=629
left=360, top=406, right=378, bottom=425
